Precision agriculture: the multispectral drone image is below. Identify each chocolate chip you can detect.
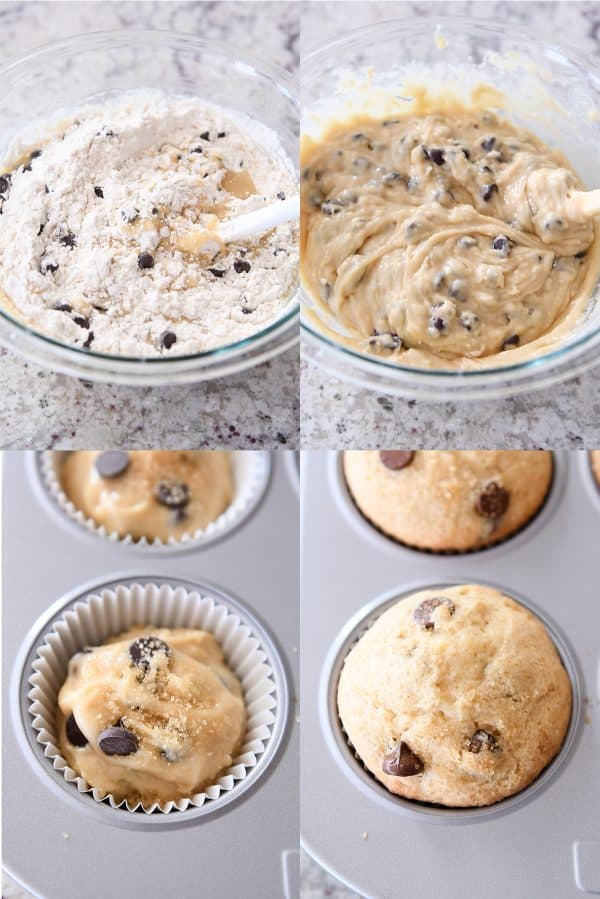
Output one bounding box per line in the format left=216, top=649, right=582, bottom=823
left=466, top=730, right=500, bottom=754
left=152, top=207, right=159, bottom=215
left=481, top=183, right=498, bottom=202
left=22, top=163, right=32, bottom=173
left=66, top=713, right=88, bottom=747
left=462, top=148, right=471, bottom=159
left=241, top=307, right=254, bottom=315
left=481, top=136, right=496, bottom=152
left=83, top=331, right=94, bottom=349
left=0, top=174, right=11, bottom=196
left=574, top=250, right=588, bottom=260
left=155, top=479, right=189, bottom=509
left=191, top=146, right=203, bottom=154
left=159, top=330, right=177, bottom=350
left=380, top=450, right=415, bottom=470
left=199, top=131, right=210, bottom=140
left=37, top=222, right=45, bottom=236
left=94, top=186, right=104, bottom=198
left=502, top=334, right=520, bottom=350
left=73, top=315, right=90, bottom=329
left=413, top=596, right=455, bottom=630
left=234, top=259, right=251, bottom=274
left=95, top=450, right=129, bottom=478
left=217, top=131, right=226, bottom=138
left=277, top=191, right=286, bottom=200
left=492, top=235, right=510, bottom=256
left=97, top=127, right=116, bottom=138
left=129, top=636, right=172, bottom=672
left=382, top=741, right=424, bottom=777
left=54, top=303, right=73, bottom=313
left=59, top=231, right=77, bottom=248
left=98, top=726, right=138, bottom=756
left=40, top=260, right=59, bottom=274
left=208, top=267, right=226, bottom=278
left=138, top=252, right=154, bottom=269
left=428, top=148, right=445, bottom=166
left=476, top=482, right=509, bottom=518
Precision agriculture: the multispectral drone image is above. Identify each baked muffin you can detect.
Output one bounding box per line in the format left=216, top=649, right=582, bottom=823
left=57, top=627, right=246, bottom=806
left=590, top=451, right=600, bottom=489
left=59, top=450, right=233, bottom=541
left=343, top=450, right=552, bottom=552
left=337, top=585, right=572, bottom=808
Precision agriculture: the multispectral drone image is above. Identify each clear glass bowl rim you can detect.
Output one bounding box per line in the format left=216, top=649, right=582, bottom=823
left=0, top=28, right=300, bottom=368
left=301, top=14, right=600, bottom=383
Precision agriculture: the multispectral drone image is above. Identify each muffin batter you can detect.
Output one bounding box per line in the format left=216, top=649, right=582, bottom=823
left=59, top=450, right=233, bottom=540
left=0, top=92, right=298, bottom=356
left=337, top=584, right=572, bottom=807
left=57, top=627, right=246, bottom=806
left=302, top=107, right=598, bottom=368
left=343, top=449, right=553, bottom=551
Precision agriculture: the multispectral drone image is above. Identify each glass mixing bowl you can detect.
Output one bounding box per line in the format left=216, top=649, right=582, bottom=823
left=301, top=17, right=600, bottom=400
left=0, top=30, right=299, bottom=385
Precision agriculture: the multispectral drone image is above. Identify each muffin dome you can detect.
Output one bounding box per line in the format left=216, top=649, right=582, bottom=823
left=337, top=584, right=572, bottom=807
left=343, top=450, right=552, bottom=551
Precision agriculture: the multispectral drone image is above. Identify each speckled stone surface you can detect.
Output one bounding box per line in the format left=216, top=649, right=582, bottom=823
left=300, top=0, right=600, bottom=450
left=0, top=0, right=299, bottom=450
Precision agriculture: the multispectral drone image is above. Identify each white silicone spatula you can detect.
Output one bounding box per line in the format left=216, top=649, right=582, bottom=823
left=570, top=188, right=600, bottom=218
left=194, top=194, right=299, bottom=254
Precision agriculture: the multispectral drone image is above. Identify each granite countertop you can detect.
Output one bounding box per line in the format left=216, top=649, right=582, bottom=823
left=0, top=0, right=299, bottom=450
left=301, top=0, right=600, bottom=450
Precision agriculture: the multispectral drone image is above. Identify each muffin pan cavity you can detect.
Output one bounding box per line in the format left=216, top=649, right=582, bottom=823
left=19, top=577, right=287, bottom=824
left=319, top=581, right=583, bottom=825
left=330, top=450, right=565, bottom=561
left=302, top=451, right=599, bottom=899
left=30, top=450, right=271, bottom=552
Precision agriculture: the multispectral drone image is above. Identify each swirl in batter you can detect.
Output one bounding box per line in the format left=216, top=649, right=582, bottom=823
left=301, top=108, right=598, bottom=368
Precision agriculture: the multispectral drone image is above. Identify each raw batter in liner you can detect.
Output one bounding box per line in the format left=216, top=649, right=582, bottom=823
left=57, top=627, right=246, bottom=806
left=0, top=92, right=298, bottom=356
left=301, top=106, right=599, bottom=368
left=59, top=450, right=233, bottom=541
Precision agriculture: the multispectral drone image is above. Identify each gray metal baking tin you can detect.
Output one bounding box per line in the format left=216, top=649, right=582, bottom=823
left=301, top=450, right=600, bottom=899
left=3, top=451, right=299, bottom=899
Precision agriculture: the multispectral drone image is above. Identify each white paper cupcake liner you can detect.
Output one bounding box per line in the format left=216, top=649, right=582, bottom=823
left=27, top=581, right=277, bottom=814
left=39, top=450, right=270, bottom=549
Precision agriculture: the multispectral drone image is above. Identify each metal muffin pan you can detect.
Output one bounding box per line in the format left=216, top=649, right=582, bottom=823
left=301, top=451, right=600, bottom=899
left=3, top=451, right=299, bottom=899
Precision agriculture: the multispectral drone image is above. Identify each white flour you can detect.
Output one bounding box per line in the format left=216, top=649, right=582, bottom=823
left=0, top=92, right=298, bottom=356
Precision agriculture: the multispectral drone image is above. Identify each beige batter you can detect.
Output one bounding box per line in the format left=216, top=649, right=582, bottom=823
left=59, top=450, right=233, bottom=540
left=57, top=627, right=246, bottom=806
left=337, top=585, right=572, bottom=807
left=301, top=106, right=599, bottom=368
